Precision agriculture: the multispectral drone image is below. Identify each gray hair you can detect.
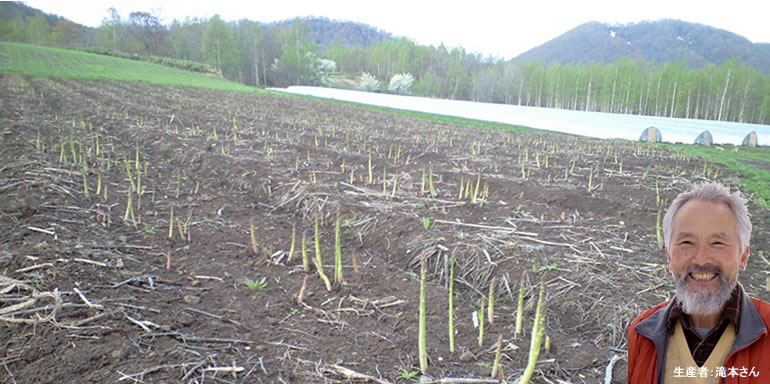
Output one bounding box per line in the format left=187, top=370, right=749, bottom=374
left=662, top=182, right=752, bottom=253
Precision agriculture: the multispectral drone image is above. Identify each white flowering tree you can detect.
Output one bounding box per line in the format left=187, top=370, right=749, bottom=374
left=388, top=73, right=414, bottom=95
left=359, top=72, right=381, bottom=92
left=271, top=51, right=336, bottom=86
left=311, top=54, right=337, bottom=86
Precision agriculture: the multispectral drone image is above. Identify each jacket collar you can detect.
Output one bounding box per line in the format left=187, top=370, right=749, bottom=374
left=634, top=299, right=673, bottom=382
left=634, top=283, right=768, bottom=382
left=729, top=286, right=767, bottom=354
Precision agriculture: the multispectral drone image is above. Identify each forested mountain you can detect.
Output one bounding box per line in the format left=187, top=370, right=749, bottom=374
left=0, top=2, right=63, bottom=27
left=516, top=20, right=770, bottom=74
left=0, top=2, right=95, bottom=46
left=265, top=17, right=394, bottom=48
left=2, top=2, right=770, bottom=124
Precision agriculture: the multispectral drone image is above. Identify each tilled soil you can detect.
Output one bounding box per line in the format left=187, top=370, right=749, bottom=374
left=1, top=75, right=768, bottom=384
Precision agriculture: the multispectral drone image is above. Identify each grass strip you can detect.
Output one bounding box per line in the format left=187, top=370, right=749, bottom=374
left=0, top=42, right=261, bottom=93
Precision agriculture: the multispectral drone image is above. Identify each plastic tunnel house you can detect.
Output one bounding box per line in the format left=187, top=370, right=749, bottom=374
left=694, top=130, right=713, bottom=145
left=639, top=126, right=662, bottom=142
left=742, top=131, right=758, bottom=147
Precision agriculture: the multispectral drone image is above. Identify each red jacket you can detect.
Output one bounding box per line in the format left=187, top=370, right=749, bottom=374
left=628, top=290, right=770, bottom=384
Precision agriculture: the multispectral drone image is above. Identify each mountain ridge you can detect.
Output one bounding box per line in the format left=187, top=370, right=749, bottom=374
left=514, top=19, right=770, bottom=74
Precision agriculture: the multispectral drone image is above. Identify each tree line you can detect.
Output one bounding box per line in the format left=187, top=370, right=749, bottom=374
left=2, top=7, right=768, bottom=124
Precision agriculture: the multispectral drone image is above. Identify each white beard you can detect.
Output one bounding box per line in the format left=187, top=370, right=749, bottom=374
left=675, top=265, right=737, bottom=316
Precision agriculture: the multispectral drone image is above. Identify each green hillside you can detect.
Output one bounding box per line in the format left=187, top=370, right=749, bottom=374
left=0, top=42, right=261, bottom=92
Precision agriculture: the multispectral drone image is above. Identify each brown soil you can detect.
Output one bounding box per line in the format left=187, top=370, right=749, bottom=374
left=1, top=76, right=768, bottom=384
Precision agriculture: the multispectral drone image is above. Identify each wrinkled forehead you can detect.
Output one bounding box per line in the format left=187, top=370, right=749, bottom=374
left=674, top=198, right=738, bottom=232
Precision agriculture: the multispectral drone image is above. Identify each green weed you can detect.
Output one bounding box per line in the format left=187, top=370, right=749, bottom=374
left=396, top=368, right=419, bottom=382
left=244, top=277, right=267, bottom=290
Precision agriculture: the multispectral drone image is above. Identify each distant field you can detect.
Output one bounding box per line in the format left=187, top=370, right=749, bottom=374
left=1, top=41, right=767, bottom=206
left=0, top=42, right=261, bottom=93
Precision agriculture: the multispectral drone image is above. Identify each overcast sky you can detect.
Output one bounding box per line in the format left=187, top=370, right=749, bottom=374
left=24, top=0, right=770, bottom=60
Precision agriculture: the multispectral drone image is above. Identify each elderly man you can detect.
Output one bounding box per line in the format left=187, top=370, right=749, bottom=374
left=628, top=183, right=770, bottom=383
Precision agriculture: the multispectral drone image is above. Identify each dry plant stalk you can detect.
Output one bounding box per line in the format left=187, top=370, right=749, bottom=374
left=249, top=218, right=258, bottom=256
left=352, top=250, right=359, bottom=274
left=165, top=250, right=172, bottom=270
left=297, top=275, right=309, bottom=305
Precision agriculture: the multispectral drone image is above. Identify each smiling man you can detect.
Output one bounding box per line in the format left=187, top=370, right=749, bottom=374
left=628, top=183, right=770, bottom=383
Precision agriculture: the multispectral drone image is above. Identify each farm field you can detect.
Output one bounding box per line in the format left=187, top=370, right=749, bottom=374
left=1, top=75, right=769, bottom=384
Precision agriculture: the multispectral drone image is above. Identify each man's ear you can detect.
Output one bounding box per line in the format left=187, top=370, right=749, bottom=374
left=665, top=247, right=671, bottom=265
left=739, top=246, right=749, bottom=271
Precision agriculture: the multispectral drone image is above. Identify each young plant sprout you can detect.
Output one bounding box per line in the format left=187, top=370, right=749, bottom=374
left=313, top=254, right=332, bottom=292
left=312, top=215, right=332, bottom=291
left=288, top=223, right=296, bottom=262
left=418, top=250, right=428, bottom=373
left=124, top=187, right=136, bottom=228
left=168, top=207, right=174, bottom=239
left=382, top=168, right=387, bottom=194
left=478, top=296, right=485, bottom=348
left=519, top=275, right=547, bottom=384
left=301, top=230, right=309, bottom=272
left=656, top=206, right=664, bottom=250
left=421, top=167, right=426, bottom=194
left=82, top=162, right=89, bottom=200
left=488, top=277, right=496, bottom=325
left=334, top=212, right=343, bottom=284
left=368, top=153, right=373, bottom=184
left=428, top=167, right=435, bottom=198
left=491, top=334, right=503, bottom=379
left=515, top=270, right=526, bottom=337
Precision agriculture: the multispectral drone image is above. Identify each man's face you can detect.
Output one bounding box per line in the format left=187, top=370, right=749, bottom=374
left=667, top=199, right=749, bottom=315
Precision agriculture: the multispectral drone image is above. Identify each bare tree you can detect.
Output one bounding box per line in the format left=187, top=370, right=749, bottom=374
left=128, top=11, right=168, bottom=55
